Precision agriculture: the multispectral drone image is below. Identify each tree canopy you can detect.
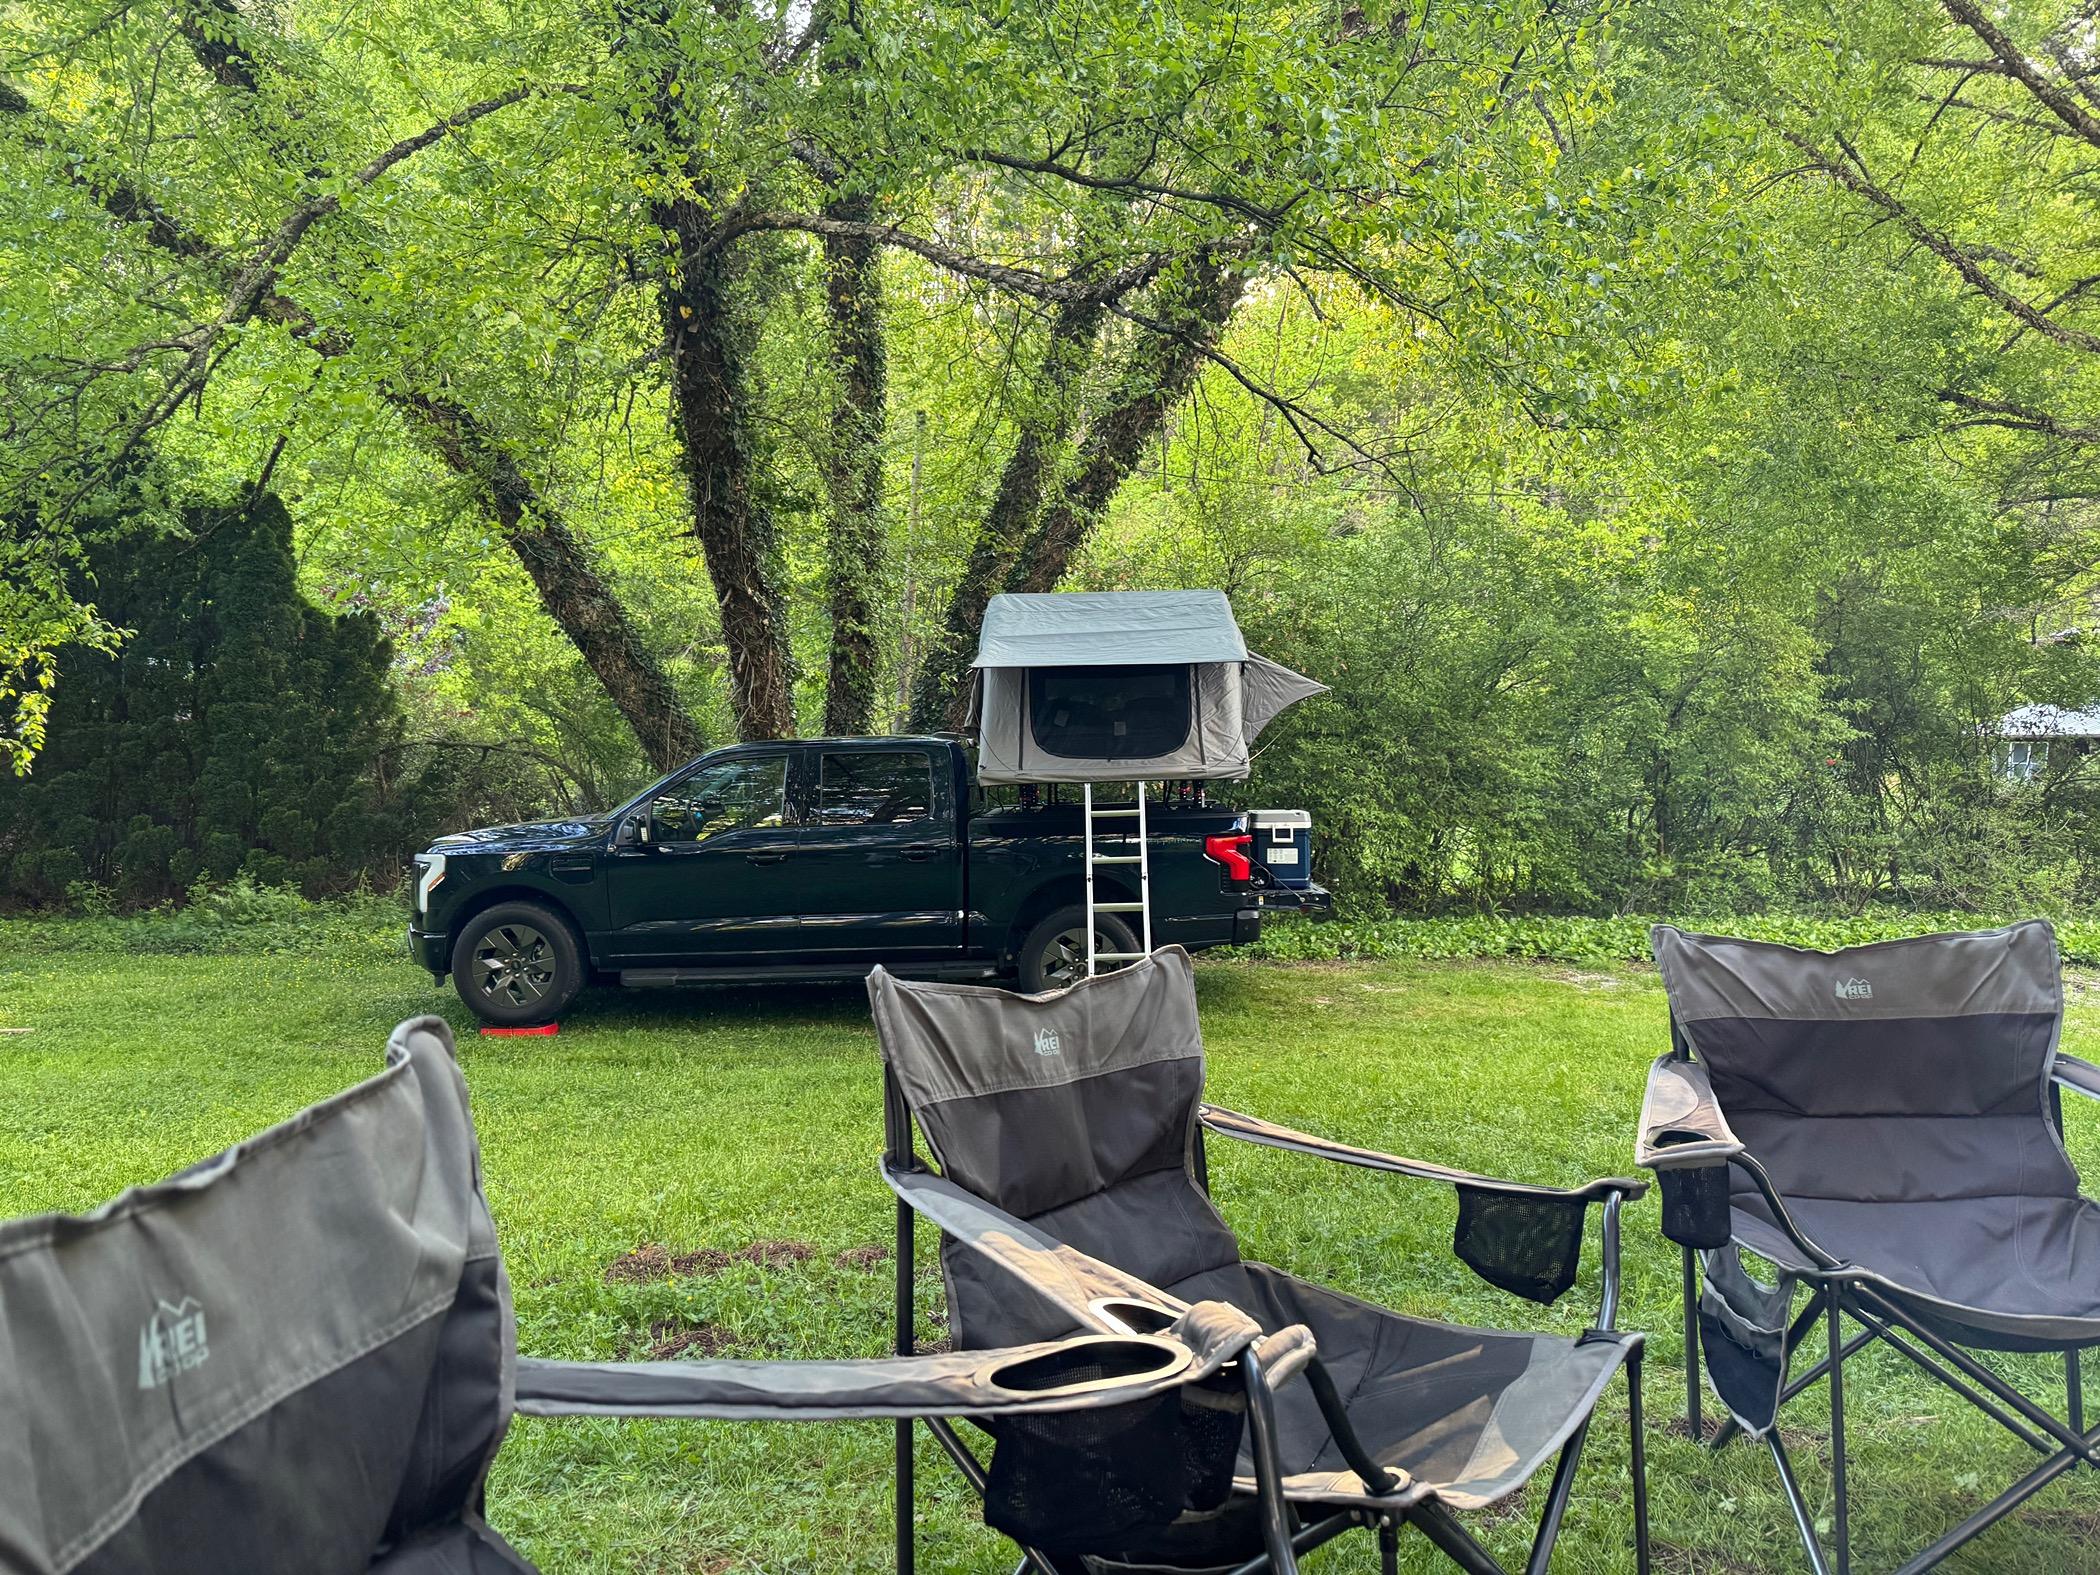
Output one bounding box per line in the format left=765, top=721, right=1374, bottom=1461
left=7, top=0, right=2100, bottom=912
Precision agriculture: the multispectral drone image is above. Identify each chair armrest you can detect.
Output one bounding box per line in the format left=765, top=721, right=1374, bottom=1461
left=880, top=1163, right=1321, bottom=1393
left=515, top=1303, right=1287, bottom=1421
left=884, top=1159, right=1190, bottom=1331
left=1633, top=1056, right=1840, bottom=1265
left=1198, top=1104, right=1643, bottom=1316
left=1199, top=1103, right=1647, bottom=1203
left=1635, top=1054, right=1742, bottom=1172
left=2057, top=1054, right=2100, bottom=1104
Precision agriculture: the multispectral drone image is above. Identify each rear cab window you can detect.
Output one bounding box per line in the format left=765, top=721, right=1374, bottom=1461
left=815, top=750, right=936, bottom=828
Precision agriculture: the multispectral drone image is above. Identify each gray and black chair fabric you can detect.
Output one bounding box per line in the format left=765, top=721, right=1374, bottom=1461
left=1640, top=920, right=2100, bottom=1574
left=869, top=945, right=1653, bottom=1575
left=0, top=1015, right=1310, bottom=1575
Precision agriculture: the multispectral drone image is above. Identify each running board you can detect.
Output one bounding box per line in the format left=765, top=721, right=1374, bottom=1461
left=621, top=962, right=1001, bottom=987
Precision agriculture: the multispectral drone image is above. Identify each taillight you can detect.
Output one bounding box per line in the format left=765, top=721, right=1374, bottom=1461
left=1203, top=832, right=1254, bottom=883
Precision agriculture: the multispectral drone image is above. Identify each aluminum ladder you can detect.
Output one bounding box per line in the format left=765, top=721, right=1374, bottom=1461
left=1081, top=782, right=1152, bottom=976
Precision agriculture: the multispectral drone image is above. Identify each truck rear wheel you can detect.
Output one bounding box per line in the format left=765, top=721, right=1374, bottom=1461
left=452, top=900, right=584, bottom=1025
left=1015, top=905, right=1142, bottom=994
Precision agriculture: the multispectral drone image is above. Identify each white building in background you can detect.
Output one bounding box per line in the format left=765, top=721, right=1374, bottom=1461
left=1994, top=703, right=2100, bottom=781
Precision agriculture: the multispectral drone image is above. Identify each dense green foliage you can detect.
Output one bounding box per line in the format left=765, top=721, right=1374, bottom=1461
left=0, top=495, right=462, bottom=902
left=1247, top=909, right=2100, bottom=966
left=6, top=0, right=2100, bottom=912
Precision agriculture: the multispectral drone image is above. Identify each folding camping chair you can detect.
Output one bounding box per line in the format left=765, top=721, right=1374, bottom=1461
left=869, top=945, right=1653, bottom=1575
left=0, top=1014, right=1313, bottom=1575
left=1639, top=920, right=2100, bottom=1574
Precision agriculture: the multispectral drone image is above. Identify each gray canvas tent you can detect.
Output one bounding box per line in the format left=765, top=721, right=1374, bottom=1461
left=968, top=590, right=1325, bottom=784
left=1639, top=921, right=2100, bottom=1573
left=0, top=1015, right=1312, bottom=1575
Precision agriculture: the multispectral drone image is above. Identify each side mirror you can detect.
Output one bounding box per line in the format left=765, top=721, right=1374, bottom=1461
left=615, top=812, right=646, bottom=848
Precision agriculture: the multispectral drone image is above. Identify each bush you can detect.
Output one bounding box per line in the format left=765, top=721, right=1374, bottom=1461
left=1244, top=910, right=2100, bottom=967
left=6, top=878, right=403, bottom=958
left=0, top=493, right=466, bottom=908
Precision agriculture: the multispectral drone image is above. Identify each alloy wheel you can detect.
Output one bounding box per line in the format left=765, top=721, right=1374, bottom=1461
left=473, top=922, right=556, bottom=1008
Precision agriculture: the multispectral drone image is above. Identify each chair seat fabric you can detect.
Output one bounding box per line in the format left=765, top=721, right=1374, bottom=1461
left=368, top=1520, right=536, bottom=1574
left=1732, top=1191, right=2100, bottom=1346
left=1170, top=1263, right=1630, bottom=1511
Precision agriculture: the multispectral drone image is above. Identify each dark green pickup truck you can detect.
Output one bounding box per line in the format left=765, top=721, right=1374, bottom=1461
left=407, top=736, right=1329, bottom=1024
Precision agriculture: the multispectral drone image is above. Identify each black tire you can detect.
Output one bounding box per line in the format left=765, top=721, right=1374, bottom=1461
left=1015, top=904, right=1142, bottom=995
left=451, top=901, right=585, bottom=1025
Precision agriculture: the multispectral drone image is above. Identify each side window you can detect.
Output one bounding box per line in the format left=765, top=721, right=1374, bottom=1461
left=816, top=751, right=935, bottom=828
left=649, top=755, right=789, bottom=843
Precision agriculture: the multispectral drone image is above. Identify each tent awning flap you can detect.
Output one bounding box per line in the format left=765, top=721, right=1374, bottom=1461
left=973, top=590, right=1249, bottom=668
left=1241, top=653, right=1327, bottom=745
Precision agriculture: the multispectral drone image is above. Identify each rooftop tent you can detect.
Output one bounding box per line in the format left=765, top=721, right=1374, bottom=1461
left=967, top=589, right=1325, bottom=784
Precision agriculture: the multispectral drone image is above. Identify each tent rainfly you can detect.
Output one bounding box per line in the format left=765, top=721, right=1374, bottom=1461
left=966, top=589, right=1326, bottom=784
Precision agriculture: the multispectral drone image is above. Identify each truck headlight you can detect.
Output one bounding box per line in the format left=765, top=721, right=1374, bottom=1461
left=414, top=853, right=447, bottom=914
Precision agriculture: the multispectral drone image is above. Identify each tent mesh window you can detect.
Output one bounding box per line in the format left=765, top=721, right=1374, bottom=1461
left=1451, top=1187, right=1588, bottom=1305
left=1028, top=664, right=1192, bottom=761
left=982, top=1366, right=1245, bottom=1552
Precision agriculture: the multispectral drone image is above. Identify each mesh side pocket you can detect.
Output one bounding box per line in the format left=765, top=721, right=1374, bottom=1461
left=1453, top=1187, right=1587, bottom=1305
left=982, top=1372, right=1246, bottom=1553
left=1174, top=1372, right=1246, bottom=1512
left=1657, top=1164, right=1732, bottom=1249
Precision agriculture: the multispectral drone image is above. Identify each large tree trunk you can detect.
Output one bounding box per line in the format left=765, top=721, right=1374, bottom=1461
left=915, top=260, right=1243, bottom=729
left=657, top=197, right=798, bottom=740
left=907, top=299, right=1104, bottom=729
left=819, top=196, right=888, bottom=736
left=396, top=394, right=707, bottom=773
left=1004, top=260, right=1244, bottom=599
left=10, top=66, right=710, bottom=777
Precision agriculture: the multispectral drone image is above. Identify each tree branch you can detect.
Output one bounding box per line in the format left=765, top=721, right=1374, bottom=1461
left=718, top=209, right=1168, bottom=304
left=1782, top=128, right=2100, bottom=356
left=1940, top=0, right=2100, bottom=150
left=1939, top=388, right=2100, bottom=443
left=962, top=146, right=1293, bottom=227
left=14, top=75, right=706, bottom=770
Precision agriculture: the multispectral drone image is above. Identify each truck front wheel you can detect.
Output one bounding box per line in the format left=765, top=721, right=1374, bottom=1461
left=1015, top=905, right=1142, bottom=994
left=451, top=901, right=585, bottom=1025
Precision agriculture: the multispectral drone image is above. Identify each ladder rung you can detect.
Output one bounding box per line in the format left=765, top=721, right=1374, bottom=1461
left=1093, top=952, right=1147, bottom=962
left=1092, top=855, right=1142, bottom=864
left=1089, top=807, right=1141, bottom=817
left=1094, top=902, right=1145, bottom=912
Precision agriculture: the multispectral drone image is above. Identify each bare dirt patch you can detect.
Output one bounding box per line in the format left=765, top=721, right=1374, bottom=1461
left=622, top=1319, right=738, bottom=1360
left=1666, top=1415, right=1731, bottom=1445
left=741, top=1239, right=818, bottom=1268
left=835, top=1245, right=890, bottom=1270
left=2016, top=1504, right=2100, bottom=1548
left=1653, top=1542, right=1766, bottom=1575
left=604, top=1239, right=817, bottom=1284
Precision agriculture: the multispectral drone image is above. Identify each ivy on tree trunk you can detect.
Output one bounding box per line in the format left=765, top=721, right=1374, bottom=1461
left=820, top=195, right=889, bottom=737
left=656, top=200, right=798, bottom=743
left=908, top=298, right=1105, bottom=729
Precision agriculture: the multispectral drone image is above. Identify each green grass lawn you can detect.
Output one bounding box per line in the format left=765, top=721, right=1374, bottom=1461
left=6, top=931, right=2100, bottom=1572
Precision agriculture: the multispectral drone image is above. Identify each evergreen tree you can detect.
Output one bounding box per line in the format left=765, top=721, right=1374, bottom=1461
left=0, top=494, right=427, bottom=903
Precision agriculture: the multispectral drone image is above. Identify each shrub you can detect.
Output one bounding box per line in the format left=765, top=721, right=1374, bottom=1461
left=1245, top=910, right=2100, bottom=967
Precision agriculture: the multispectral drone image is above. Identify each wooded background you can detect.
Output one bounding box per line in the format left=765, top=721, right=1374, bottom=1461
left=8, top=0, right=2100, bottom=914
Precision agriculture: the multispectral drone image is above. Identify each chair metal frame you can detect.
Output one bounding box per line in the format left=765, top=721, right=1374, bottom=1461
left=1660, top=1031, right=2100, bottom=1575
left=888, top=1068, right=1653, bottom=1575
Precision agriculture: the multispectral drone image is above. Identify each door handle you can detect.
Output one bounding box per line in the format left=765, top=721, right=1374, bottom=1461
left=902, top=843, right=941, bottom=862
left=746, top=852, right=786, bottom=865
